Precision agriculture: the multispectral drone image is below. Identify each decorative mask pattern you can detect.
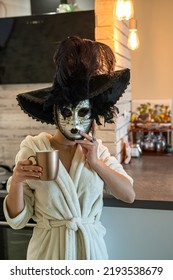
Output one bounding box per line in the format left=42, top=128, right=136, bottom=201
left=54, top=99, right=93, bottom=141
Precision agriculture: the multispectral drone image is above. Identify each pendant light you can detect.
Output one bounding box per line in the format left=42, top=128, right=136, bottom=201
left=115, top=0, right=134, bottom=21
left=127, top=18, right=140, bottom=50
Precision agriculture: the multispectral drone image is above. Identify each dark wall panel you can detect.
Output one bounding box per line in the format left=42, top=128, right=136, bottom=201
left=0, top=11, right=95, bottom=84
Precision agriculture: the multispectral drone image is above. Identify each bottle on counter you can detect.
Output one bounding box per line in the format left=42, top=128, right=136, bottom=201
left=155, top=132, right=166, bottom=152
left=142, top=131, right=156, bottom=152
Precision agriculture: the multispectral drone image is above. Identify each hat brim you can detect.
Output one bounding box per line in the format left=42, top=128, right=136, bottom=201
left=16, top=68, right=130, bottom=125
left=17, top=87, right=55, bottom=124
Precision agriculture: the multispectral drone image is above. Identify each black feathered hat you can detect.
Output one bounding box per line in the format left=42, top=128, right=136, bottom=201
left=17, top=36, right=130, bottom=125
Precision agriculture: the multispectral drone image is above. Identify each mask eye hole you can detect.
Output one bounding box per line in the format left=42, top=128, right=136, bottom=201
left=63, top=108, right=72, bottom=118
left=78, top=108, right=90, bottom=117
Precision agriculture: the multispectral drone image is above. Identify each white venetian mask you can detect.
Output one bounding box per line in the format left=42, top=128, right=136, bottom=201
left=54, top=99, right=93, bottom=140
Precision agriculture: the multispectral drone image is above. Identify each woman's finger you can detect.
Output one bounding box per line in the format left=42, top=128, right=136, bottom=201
left=13, top=160, right=43, bottom=181
left=78, top=131, right=93, bottom=142
left=92, top=121, right=96, bottom=138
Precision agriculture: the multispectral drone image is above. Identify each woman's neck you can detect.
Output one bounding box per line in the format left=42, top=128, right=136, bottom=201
left=51, top=131, right=76, bottom=148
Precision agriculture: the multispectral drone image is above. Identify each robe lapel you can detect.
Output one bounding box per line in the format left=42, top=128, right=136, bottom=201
left=69, top=144, right=85, bottom=187
left=55, top=159, right=83, bottom=218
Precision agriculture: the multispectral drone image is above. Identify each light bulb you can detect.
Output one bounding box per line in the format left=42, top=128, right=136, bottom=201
left=128, top=18, right=140, bottom=50
left=128, top=30, right=140, bottom=50
left=124, top=1, right=134, bottom=20
left=115, top=0, right=125, bottom=20
left=115, top=0, right=134, bottom=21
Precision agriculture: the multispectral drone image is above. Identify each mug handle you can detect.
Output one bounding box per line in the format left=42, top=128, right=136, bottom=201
left=28, top=155, right=36, bottom=164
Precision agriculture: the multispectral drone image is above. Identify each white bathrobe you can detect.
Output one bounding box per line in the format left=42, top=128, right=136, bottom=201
left=3, top=132, right=133, bottom=260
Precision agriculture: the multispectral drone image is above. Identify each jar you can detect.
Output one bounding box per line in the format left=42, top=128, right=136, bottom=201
left=131, top=144, right=142, bottom=157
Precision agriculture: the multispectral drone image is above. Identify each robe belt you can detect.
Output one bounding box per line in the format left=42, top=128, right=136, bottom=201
left=36, top=217, right=102, bottom=259
left=36, top=217, right=96, bottom=231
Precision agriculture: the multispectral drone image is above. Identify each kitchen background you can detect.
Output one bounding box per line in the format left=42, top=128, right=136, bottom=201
left=0, top=0, right=131, bottom=167
left=1, top=0, right=173, bottom=168
left=0, top=0, right=173, bottom=260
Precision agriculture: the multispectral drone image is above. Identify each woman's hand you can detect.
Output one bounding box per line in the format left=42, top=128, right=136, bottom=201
left=6, top=158, right=42, bottom=219
left=75, top=122, right=99, bottom=167
left=12, top=159, right=43, bottom=184
left=75, top=122, right=135, bottom=203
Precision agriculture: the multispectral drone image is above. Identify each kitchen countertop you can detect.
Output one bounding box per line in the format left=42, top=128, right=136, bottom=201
left=104, top=154, right=173, bottom=210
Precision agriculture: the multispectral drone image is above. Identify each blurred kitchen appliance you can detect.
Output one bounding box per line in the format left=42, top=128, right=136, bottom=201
left=0, top=165, right=12, bottom=190
left=0, top=192, right=35, bottom=260
left=0, top=165, right=35, bottom=260
left=0, top=11, right=95, bottom=84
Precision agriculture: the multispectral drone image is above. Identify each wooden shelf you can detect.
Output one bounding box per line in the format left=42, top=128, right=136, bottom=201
left=129, top=125, right=173, bottom=154
left=130, top=126, right=173, bottom=133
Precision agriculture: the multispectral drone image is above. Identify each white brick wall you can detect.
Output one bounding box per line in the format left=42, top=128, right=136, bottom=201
left=95, top=0, right=132, bottom=162
left=0, top=84, right=55, bottom=167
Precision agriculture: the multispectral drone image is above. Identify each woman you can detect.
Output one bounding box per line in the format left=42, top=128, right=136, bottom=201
left=3, top=36, right=135, bottom=260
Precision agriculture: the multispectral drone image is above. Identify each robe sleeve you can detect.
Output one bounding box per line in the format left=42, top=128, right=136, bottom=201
left=3, top=146, right=35, bottom=229
left=97, top=140, right=133, bottom=195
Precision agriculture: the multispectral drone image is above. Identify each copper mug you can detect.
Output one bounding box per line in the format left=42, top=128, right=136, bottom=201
left=28, top=150, right=59, bottom=181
